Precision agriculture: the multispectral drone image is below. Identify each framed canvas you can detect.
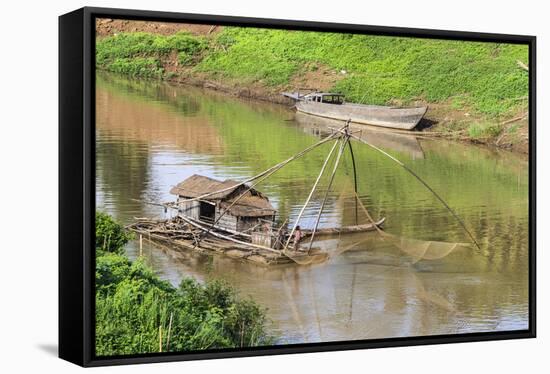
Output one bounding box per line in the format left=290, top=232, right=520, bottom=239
left=59, top=6, right=536, bottom=367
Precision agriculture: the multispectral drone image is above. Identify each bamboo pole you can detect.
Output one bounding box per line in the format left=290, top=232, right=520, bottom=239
left=159, top=325, right=163, bottom=353
left=175, top=129, right=344, bottom=204
left=352, top=189, right=386, bottom=238
left=284, top=137, right=342, bottom=250
left=348, top=133, right=481, bottom=250
left=166, top=313, right=173, bottom=352
left=348, top=264, right=357, bottom=323
left=139, top=234, right=143, bottom=257
left=347, top=136, right=359, bottom=225
left=194, top=129, right=345, bottom=247
left=307, top=136, right=348, bottom=251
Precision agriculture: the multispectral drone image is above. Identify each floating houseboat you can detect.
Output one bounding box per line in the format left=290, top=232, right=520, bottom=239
left=128, top=172, right=385, bottom=265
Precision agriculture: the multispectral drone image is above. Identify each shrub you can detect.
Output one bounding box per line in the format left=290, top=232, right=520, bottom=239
left=95, top=254, right=273, bottom=355
left=178, top=51, right=193, bottom=66
left=108, top=57, right=164, bottom=78
left=94, top=213, right=273, bottom=356
left=169, top=32, right=206, bottom=55
left=95, top=211, right=133, bottom=254
left=96, top=32, right=206, bottom=77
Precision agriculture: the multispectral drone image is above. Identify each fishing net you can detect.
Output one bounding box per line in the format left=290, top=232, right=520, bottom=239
left=341, top=186, right=471, bottom=264
left=381, top=233, right=471, bottom=264
left=283, top=248, right=329, bottom=265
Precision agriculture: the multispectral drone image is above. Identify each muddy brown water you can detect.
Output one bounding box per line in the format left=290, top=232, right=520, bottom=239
left=96, top=73, right=529, bottom=344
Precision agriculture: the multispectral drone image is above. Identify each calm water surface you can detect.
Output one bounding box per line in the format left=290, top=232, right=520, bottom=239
left=96, top=73, right=529, bottom=344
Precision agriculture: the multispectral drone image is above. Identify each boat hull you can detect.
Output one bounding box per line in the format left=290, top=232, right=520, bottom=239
left=295, top=101, right=427, bottom=130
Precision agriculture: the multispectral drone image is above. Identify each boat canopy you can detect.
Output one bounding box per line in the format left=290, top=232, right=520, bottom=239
left=282, top=91, right=345, bottom=104
left=304, top=92, right=345, bottom=104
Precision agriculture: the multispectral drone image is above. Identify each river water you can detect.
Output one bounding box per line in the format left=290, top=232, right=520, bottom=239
left=96, top=73, right=529, bottom=344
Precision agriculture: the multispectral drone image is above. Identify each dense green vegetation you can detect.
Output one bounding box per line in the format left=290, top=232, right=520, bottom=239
left=96, top=32, right=206, bottom=78
left=95, top=212, right=273, bottom=356
left=201, top=28, right=528, bottom=116
left=96, top=27, right=528, bottom=119
left=96, top=211, right=133, bottom=254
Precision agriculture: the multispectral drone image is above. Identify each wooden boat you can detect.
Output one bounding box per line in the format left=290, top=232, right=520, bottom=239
left=282, top=91, right=428, bottom=130
left=302, top=218, right=385, bottom=238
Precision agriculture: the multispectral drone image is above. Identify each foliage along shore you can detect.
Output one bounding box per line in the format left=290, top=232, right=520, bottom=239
left=95, top=212, right=273, bottom=356
left=95, top=19, right=529, bottom=153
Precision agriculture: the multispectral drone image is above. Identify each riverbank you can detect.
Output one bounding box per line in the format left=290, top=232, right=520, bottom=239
left=95, top=212, right=273, bottom=356
left=96, top=19, right=529, bottom=153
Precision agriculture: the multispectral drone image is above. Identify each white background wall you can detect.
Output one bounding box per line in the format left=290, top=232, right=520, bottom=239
left=0, top=0, right=547, bottom=372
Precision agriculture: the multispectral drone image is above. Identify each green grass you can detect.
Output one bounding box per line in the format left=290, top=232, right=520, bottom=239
left=96, top=27, right=528, bottom=118
left=108, top=57, right=164, bottom=78
left=96, top=31, right=206, bottom=78
left=95, top=212, right=273, bottom=356
left=467, top=122, right=503, bottom=139
left=198, top=28, right=528, bottom=116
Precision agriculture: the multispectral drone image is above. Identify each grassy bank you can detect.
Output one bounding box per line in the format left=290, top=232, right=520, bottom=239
left=96, top=25, right=529, bottom=151
left=95, top=212, right=273, bottom=356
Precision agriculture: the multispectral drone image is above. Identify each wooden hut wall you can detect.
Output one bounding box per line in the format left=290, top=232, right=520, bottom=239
left=237, top=216, right=274, bottom=232
left=251, top=232, right=272, bottom=248
left=178, top=199, right=200, bottom=220
left=215, top=207, right=238, bottom=231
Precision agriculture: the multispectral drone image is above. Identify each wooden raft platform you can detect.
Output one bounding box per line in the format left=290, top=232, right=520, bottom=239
left=127, top=216, right=385, bottom=266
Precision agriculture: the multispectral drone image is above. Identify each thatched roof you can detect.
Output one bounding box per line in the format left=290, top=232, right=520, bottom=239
left=221, top=192, right=276, bottom=217
left=170, top=174, right=240, bottom=200
left=170, top=174, right=276, bottom=217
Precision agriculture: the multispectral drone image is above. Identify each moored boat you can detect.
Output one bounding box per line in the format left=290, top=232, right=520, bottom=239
left=283, top=91, right=428, bottom=130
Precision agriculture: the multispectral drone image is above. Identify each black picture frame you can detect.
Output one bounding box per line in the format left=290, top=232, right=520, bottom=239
left=59, top=6, right=536, bottom=367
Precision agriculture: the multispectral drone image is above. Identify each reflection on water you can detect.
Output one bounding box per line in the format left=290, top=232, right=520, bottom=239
left=96, top=73, right=529, bottom=343
left=295, top=111, right=426, bottom=160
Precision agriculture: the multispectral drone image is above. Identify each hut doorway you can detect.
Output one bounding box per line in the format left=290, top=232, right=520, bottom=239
left=199, top=202, right=215, bottom=222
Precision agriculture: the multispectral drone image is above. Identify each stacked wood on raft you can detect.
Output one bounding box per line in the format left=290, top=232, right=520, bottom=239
left=128, top=214, right=385, bottom=266
left=128, top=217, right=300, bottom=265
